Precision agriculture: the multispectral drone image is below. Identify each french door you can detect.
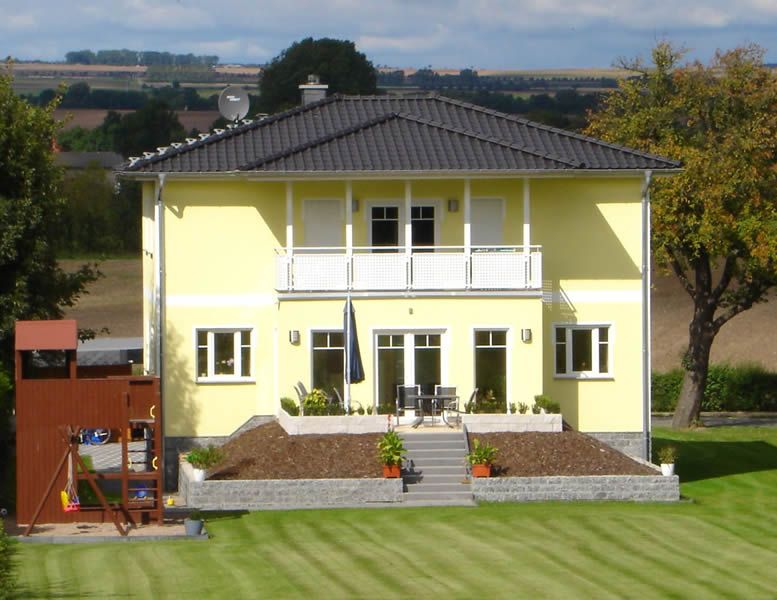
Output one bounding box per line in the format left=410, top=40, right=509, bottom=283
left=375, top=331, right=443, bottom=410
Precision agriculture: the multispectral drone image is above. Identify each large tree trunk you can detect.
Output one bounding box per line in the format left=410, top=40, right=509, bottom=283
left=672, top=317, right=715, bottom=428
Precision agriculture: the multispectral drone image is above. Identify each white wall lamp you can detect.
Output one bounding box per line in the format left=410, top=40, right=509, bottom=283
left=521, top=328, right=532, bottom=343
left=352, top=198, right=360, bottom=212
left=289, top=330, right=300, bottom=345
left=447, top=198, right=459, bottom=212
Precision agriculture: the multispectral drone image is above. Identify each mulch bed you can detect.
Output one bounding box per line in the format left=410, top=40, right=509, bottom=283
left=209, top=422, right=383, bottom=480
left=467, top=431, right=657, bottom=476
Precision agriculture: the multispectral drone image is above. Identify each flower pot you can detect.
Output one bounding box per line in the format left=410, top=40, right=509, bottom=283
left=191, top=467, right=206, bottom=482
left=660, top=463, right=675, bottom=477
left=471, top=463, right=491, bottom=478
left=382, top=464, right=401, bottom=478
left=184, top=518, right=203, bottom=536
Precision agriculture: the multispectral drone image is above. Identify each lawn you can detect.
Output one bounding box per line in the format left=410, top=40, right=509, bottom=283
left=13, top=427, right=777, bottom=598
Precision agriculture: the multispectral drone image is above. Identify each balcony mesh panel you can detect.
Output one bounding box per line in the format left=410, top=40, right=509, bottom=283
left=352, top=254, right=407, bottom=290
left=412, top=253, right=467, bottom=290
left=471, top=251, right=526, bottom=289
left=292, top=254, right=348, bottom=291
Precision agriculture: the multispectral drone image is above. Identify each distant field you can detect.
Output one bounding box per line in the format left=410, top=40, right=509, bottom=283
left=61, top=258, right=777, bottom=371
left=54, top=108, right=221, bottom=132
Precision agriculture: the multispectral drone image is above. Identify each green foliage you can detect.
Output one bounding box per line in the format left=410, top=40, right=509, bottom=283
left=186, top=445, right=224, bottom=470
left=0, top=67, right=100, bottom=369
left=533, top=395, right=561, bottom=414
left=258, top=38, right=377, bottom=114
left=517, top=402, right=529, bottom=415
left=188, top=509, right=203, bottom=521
left=466, top=439, right=498, bottom=465
left=465, top=389, right=507, bottom=414
left=280, top=397, right=299, bottom=416
left=0, top=518, right=16, bottom=600
left=652, top=364, right=777, bottom=412
left=114, top=98, right=185, bottom=157
left=657, top=445, right=678, bottom=464
left=587, top=44, right=777, bottom=426
left=376, top=430, right=405, bottom=467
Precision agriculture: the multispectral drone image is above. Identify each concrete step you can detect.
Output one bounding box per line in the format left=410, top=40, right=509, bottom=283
left=401, top=498, right=477, bottom=507
left=399, top=432, right=464, bottom=441
left=405, top=457, right=465, bottom=468
left=402, top=489, right=474, bottom=500
left=403, top=439, right=467, bottom=451
left=405, top=482, right=472, bottom=494
left=403, top=472, right=468, bottom=485
left=405, top=447, right=465, bottom=457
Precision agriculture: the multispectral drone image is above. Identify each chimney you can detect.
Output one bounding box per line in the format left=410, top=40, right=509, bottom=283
left=299, top=74, right=328, bottom=106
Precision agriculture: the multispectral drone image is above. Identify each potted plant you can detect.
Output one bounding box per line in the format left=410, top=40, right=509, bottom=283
left=184, top=509, right=204, bottom=536
left=466, top=439, right=498, bottom=477
left=658, top=445, right=677, bottom=476
left=377, top=430, right=406, bottom=478
left=186, top=445, right=224, bottom=482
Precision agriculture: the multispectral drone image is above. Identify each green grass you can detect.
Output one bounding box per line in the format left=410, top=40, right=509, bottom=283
left=15, top=427, right=777, bottom=598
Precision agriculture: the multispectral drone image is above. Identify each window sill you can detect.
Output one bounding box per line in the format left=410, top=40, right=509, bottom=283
left=553, top=374, right=614, bottom=381
left=196, top=377, right=256, bottom=385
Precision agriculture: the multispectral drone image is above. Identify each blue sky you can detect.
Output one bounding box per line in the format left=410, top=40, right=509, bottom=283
left=2, top=0, right=776, bottom=68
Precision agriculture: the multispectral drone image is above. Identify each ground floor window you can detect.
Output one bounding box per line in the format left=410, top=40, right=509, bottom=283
left=474, top=330, right=507, bottom=410
left=196, top=328, right=252, bottom=381
left=312, top=331, right=344, bottom=397
left=554, top=324, right=611, bottom=377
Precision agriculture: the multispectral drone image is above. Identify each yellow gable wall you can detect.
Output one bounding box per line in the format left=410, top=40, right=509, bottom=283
left=147, top=176, right=646, bottom=437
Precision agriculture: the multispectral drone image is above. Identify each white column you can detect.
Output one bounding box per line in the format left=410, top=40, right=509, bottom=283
left=345, top=181, right=353, bottom=290
left=285, top=181, right=294, bottom=255
left=523, top=178, right=531, bottom=253
left=464, top=179, right=472, bottom=289
left=404, top=180, right=413, bottom=254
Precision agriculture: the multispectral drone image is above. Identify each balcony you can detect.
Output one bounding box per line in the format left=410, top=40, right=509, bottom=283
left=275, top=246, right=542, bottom=293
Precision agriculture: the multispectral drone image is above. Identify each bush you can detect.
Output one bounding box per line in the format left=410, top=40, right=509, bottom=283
left=186, top=445, right=223, bottom=469
left=0, top=518, right=15, bottom=600
left=651, top=364, right=777, bottom=412
left=280, top=397, right=299, bottom=416
left=533, top=394, right=560, bottom=414
left=465, top=389, right=507, bottom=414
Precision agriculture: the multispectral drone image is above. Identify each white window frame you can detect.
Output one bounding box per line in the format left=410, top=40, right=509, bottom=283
left=553, top=323, right=613, bottom=379
left=194, top=326, right=254, bottom=383
left=310, top=329, right=345, bottom=391
left=472, top=327, right=511, bottom=412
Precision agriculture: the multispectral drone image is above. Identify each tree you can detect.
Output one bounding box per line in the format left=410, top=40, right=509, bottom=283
left=258, top=38, right=377, bottom=114
left=0, top=68, right=99, bottom=403
left=586, top=44, right=777, bottom=427
left=113, top=98, right=185, bottom=158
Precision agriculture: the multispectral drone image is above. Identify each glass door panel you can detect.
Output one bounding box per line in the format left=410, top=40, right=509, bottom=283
left=377, top=334, right=404, bottom=412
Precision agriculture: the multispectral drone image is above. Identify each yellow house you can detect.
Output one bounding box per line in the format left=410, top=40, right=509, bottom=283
left=119, top=88, right=679, bottom=467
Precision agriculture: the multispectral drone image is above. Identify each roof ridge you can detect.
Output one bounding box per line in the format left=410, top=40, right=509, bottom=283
left=432, top=95, right=681, bottom=167
left=123, top=94, right=342, bottom=171
left=242, top=110, right=579, bottom=171
left=395, top=112, right=581, bottom=168
left=239, top=111, right=400, bottom=170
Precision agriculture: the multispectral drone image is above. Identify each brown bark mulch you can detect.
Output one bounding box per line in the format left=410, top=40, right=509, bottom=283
left=468, top=431, right=657, bottom=477
left=208, top=421, right=656, bottom=480
left=209, top=422, right=383, bottom=480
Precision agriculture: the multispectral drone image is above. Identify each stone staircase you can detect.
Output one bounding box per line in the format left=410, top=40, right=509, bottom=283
left=399, top=430, right=475, bottom=506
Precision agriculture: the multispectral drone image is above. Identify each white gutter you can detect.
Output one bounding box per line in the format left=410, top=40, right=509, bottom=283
left=641, top=170, right=653, bottom=461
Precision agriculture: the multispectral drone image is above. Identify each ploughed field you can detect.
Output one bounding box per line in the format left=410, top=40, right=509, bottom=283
left=207, top=422, right=655, bottom=480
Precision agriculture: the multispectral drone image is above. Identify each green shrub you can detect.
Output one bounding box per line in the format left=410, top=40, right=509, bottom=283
left=465, top=389, right=507, bottom=414
left=377, top=431, right=406, bottom=466
left=301, top=388, right=346, bottom=415
left=186, top=445, right=224, bottom=469
left=517, top=402, right=529, bottom=414
left=651, top=364, right=777, bottom=412
left=280, top=397, right=299, bottom=416
left=0, top=518, right=16, bottom=600
left=466, top=439, right=498, bottom=465
left=533, top=394, right=560, bottom=414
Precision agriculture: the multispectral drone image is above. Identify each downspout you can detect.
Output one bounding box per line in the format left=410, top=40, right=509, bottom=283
left=154, top=173, right=167, bottom=490
left=641, top=170, right=653, bottom=461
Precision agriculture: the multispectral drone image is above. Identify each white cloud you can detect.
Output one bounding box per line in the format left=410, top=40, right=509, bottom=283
left=358, top=25, right=449, bottom=54
left=0, top=11, right=38, bottom=31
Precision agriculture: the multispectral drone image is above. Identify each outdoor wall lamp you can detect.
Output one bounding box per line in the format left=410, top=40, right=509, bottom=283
left=289, top=330, right=300, bottom=345
left=521, top=328, right=532, bottom=343
left=447, top=198, right=459, bottom=212
left=352, top=198, right=360, bottom=212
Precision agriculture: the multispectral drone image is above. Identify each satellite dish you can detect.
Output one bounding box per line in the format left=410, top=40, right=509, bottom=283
left=218, top=86, right=249, bottom=122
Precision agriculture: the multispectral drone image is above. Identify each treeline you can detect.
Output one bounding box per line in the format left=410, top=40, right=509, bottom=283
left=29, top=82, right=218, bottom=111
left=446, top=89, right=601, bottom=130
left=65, top=49, right=218, bottom=66
left=378, top=68, right=619, bottom=92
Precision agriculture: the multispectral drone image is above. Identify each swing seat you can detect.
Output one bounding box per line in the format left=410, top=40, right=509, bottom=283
left=64, top=501, right=80, bottom=513
left=61, top=490, right=81, bottom=512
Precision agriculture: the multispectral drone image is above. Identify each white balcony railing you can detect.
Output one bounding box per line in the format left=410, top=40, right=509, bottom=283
left=275, top=246, right=542, bottom=292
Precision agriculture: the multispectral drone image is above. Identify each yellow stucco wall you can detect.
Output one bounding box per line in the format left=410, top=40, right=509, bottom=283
left=142, top=176, right=646, bottom=437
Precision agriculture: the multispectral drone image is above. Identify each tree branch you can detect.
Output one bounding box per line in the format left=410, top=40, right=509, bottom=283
left=713, top=284, right=766, bottom=332
left=669, top=254, right=695, bottom=297
left=710, top=255, right=736, bottom=305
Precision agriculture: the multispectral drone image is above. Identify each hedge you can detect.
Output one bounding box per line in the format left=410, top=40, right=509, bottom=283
left=652, top=364, right=777, bottom=412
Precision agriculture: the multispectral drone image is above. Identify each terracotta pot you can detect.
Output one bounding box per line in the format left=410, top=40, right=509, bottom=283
left=382, top=464, right=401, bottom=478
left=471, top=463, right=491, bottom=478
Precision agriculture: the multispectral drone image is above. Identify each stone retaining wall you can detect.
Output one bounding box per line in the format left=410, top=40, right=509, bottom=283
left=278, top=409, right=389, bottom=435
left=462, top=413, right=562, bottom=433
left=473, top=474, right=679, bottom=503
left=179, top=462, right=403, bottom=510
left=588, top=432, right=647, bottom=460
